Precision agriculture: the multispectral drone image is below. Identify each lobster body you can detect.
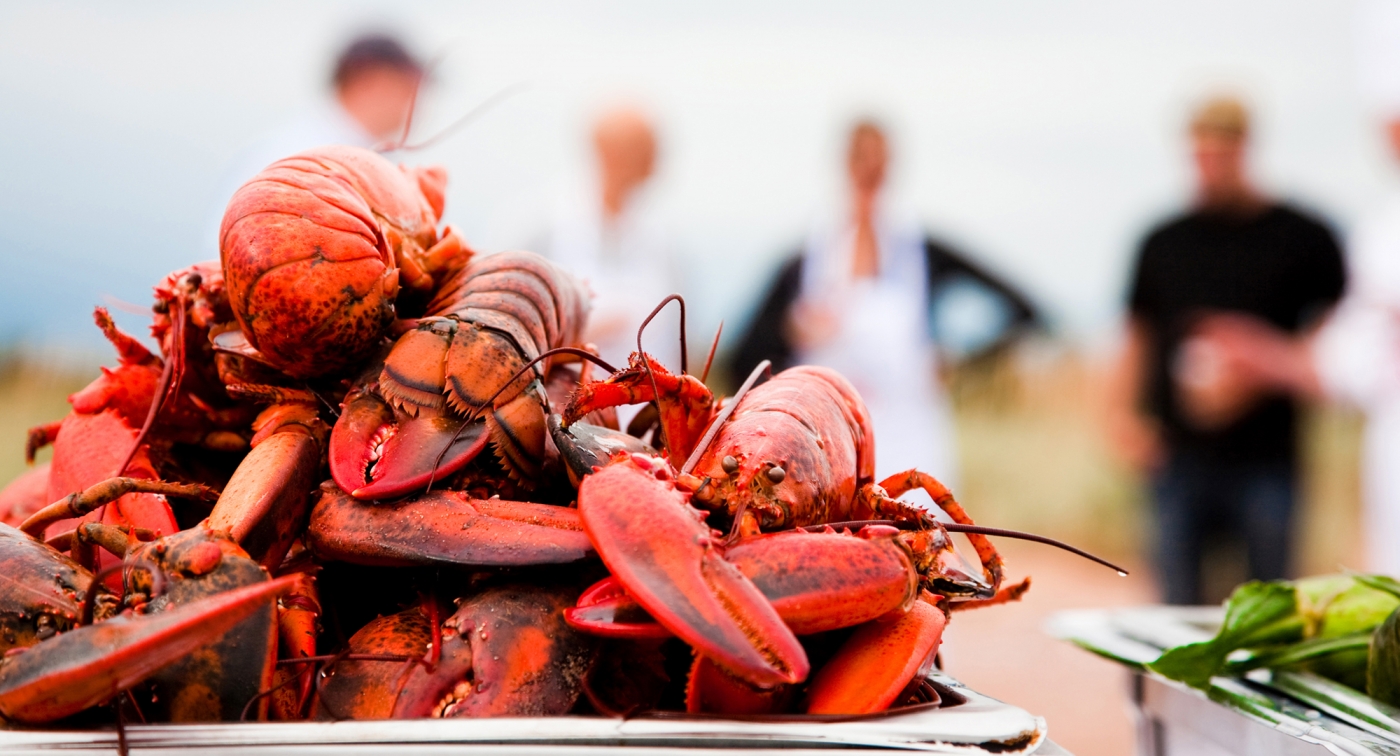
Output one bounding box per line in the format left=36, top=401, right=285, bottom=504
left=563, top=356, right=1008, bottom=708
left=331, top=250, right=590, bottom=496
left=688, top=366, right=874, bottom=532
left=220, top=146, right=461, bottom=379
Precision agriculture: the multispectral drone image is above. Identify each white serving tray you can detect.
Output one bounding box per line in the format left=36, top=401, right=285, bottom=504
left=0, top=672, right=1051, bottom=755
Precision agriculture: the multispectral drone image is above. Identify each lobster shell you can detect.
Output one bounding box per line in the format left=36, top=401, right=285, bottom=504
left=220, top=146, right=448, bottom=379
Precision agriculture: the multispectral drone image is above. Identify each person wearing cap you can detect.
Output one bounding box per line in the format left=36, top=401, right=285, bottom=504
left=207, top=33, right=424, bottom=252
left=1108, top=96, right=1345, bottom=604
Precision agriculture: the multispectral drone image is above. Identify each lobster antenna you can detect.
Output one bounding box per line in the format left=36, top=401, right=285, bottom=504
left=680, top=359, right=770, bottom=476
left=799, top=519, right=1129, bottom=576
left=637, top=294, right=687, bottom=375
left=635, top=295, right=689, bottom=451
left=380, top=82, right=531, bottom=153
left=699, top=321, right=723, bottom=384
left=425, top=347, right=618, bottom=491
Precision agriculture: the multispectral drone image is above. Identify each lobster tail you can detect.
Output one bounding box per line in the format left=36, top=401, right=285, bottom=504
left=220, top=146, right=454, bottom=379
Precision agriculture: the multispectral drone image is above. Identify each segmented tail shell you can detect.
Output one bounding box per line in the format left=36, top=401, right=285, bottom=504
left=220, top=146, right=443, bottom=379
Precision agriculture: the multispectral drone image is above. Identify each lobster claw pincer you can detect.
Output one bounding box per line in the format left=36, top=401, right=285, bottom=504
left=390, top=585, right=595, bottom=718
left=577, top=455, right=809, bottom=687
left=329, top=386, right=488, bottom=500
left=0, top=576, right=296, bottom=725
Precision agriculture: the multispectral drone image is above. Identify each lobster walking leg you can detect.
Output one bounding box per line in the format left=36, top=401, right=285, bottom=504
left=20, top=478, right=216, bottom=541
left=871, top=470, right=1005, bottom=593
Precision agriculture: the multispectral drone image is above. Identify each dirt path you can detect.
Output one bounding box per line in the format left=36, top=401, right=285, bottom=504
left=940, top=540, right=1157, bottom=756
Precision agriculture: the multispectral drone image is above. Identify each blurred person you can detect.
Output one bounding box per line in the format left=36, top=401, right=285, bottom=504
left=1179, top=12, right=1400, bottom=577
left=540, top=106, right=681, bottom=373
left=731, top=120, right=1038, bottom=485
left=1107, top=96, right=1345, bottom=604
left=207, top=33, right=423, bottom=249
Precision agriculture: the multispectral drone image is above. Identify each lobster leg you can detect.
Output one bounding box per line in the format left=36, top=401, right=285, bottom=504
left=804, top=593, right=948, bottom=715
left=308, top=483, right=592, bottom=567
left=577, top=456, right=808, bottom=687
left=562, top=354, right=716, bottom=467
left=0, top=575, right=295, bottom=725
left=20, top=478, right=216, bottom=540
left=24, top=422, right=62, bottom=464
left=866, top=470, right=1005, bottom=594
left=951, top=577, right=1032, bottom=612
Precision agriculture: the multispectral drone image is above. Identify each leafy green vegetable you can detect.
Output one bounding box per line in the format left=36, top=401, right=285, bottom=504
left=1367, top=605, right=1400, bottom=706
left=1148, top=581, right=1300, bottom=687
left=1148, top=575, right=1400, bottom=690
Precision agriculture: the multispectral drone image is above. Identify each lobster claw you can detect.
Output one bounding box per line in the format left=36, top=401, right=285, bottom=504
left=805, top=592, right=948, bottom=715
left=567, top=526, right=918, bottom=640
left=564, top=576, right=672, bottom=639
left=578, top=456, right=808, bottom=687
left=390, top=585, right=594, bottom=718
left=0, top=575, right=296, bottom=725
left=548, top=415, right=656, bottom=488
left=329, top=388, right=488, bottom=500
left=308, top=483, right=593, bottom=567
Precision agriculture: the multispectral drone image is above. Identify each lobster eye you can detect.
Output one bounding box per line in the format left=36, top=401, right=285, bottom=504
left=721, top=455, right=739, bottom=475
left=766, top=465, right=786, bottom=484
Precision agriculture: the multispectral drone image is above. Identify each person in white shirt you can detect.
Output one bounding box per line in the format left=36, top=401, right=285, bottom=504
left=540, top=106, right=682, bottom=374
left=732, top=120, right=1039, bottom=487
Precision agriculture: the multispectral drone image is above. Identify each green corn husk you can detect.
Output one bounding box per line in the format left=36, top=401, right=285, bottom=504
left=1148, top=575, right=1400, bottom=690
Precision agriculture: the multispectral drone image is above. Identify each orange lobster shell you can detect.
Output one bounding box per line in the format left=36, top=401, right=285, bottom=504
left=219, top=145, right=463, bottom=379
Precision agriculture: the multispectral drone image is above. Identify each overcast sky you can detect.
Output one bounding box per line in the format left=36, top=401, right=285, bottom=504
left=0, top=0, right=1394, bottom=360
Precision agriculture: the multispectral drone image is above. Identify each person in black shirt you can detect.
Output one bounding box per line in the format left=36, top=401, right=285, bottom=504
left=1111, top=97, right=1346, bottom=604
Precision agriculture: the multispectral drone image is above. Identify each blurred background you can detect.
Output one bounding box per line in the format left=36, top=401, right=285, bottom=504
left=1, top=1, right=1394, bottom=753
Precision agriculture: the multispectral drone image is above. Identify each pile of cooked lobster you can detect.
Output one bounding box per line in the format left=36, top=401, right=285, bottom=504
left=0, top=146, right=1117, bottom=727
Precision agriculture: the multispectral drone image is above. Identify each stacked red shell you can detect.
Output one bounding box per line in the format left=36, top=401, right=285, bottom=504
left=0, top=144, right=1073, bottom=729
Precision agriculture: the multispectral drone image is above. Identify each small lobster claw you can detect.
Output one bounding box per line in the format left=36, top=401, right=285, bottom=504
left=329, top=385, right=488, bottom=500
left=390, top=585, right=594, bottom=718
left=578, top=455, right=808, bottom=687
left=0, top=575, right=296, bottom=725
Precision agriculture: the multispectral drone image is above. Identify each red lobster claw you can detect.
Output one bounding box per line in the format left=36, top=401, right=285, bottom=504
left=390, top=585, right=594, bottom=718
left=309, top=483, right=592, bottom=567
left=567, top=526, right=918, bottom=639
left=329, top=388, right=488, bottom=500
left=0, top=575, right=296, bottom=724
left=578, top=456, right=808, bottom=687
left=805, top=592, right=947, bottom=715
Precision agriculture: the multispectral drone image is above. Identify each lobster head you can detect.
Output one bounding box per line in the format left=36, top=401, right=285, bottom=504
left=220, top=146, right=451, bottom=379
left=682, top=407, right=858, bottom=533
